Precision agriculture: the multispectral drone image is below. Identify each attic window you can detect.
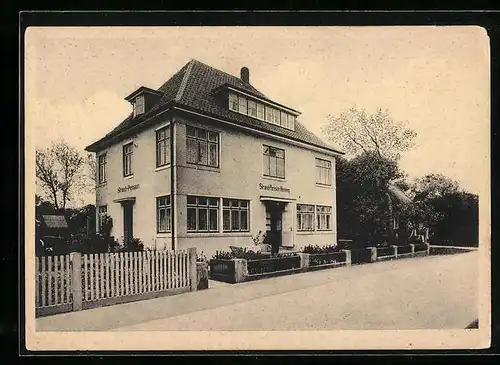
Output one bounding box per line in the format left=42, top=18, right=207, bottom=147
left=133, top=95, right=145, bottom=117
left=228, top=92, right=296, bottom=131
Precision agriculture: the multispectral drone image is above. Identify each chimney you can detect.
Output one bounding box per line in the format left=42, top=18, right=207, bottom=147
left=240, top=66, right=250, bottom=83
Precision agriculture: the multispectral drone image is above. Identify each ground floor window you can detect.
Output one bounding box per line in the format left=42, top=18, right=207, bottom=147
left=297, top=204, right=314, bottom=231
left=157, top=195, right=171, bottom=233
left=316, top=205, right=332, bottom=231
left=98, top=205, right=107, bottom=233
left=223, top=199, right=249, bottom=232
left=187, top=196, right=219, bottom=232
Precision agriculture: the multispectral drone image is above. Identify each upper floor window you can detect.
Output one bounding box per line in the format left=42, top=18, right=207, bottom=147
left=133, top=95, right=145, bottom=117
left=122, top=142, right=133, bottom=177
left=186, top=125, right=219, bottom=167
left=297, top=204, right=314, bottom=231
left=223, top=199, right=249, bottom=232
left=98, top=153, right=107, bottom=184
left=157, top=195, right=171, bottom=233
left=263, top=145, right=285, bottom=179
left=228, top=92, right=295, bottom=131
left=187, top=196, right=219, bottom=232
left=315, top=158, right=332, bottom=186
left=156, top=126, right=170, bottom=167
left=316, top=205, right=332, bottom=231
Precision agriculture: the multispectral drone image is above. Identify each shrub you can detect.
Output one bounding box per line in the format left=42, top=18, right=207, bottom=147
left=302, top=244, right=342, bottom=255
left=211, top=248, right=288, bottom=261
left=197, top=251, right=208, bottom=263
left=117, top=237, right=144, bottom=252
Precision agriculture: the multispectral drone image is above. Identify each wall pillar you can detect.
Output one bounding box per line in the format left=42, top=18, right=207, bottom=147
left=410, top=244, right=415, bottom=257
left=392, top=245, right=398, bottom=259
left=297, top=253, right=310, bottom=269
left=370, top=247, right=377, bottom=262
left=188, top=247, right=198, bottom=292
left=233, top=259, right=248, bottom=283
left=70, top=252, right=82, bottom=311
left=343, top=250, right=351, bottom=266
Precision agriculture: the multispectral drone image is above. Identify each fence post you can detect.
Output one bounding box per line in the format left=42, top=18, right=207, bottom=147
left=233, top=259, right=247, bottom=283
left=426, top=242, right=430, bottom=256
left=188, top=247, right=197, bottom=292
left=343, top=250, right=351, bottom=266
left=392, top=245, right=398, bottom=259
left=370, top=247, right=377, bottom=262
left=410, top=244, right=415, bottom=257
left=298, top=253, right=310, bottom=270
left=70, top=252, right=82, bottom=311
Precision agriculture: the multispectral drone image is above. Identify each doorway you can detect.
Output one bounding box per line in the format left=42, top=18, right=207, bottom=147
left=122, top=201, right=134, bottom=244
left=265, top=201, right=286, bottom=254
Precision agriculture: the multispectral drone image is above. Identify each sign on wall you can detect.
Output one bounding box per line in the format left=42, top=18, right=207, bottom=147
left=259, top=183, right=290, bottom=193
left=117, top=184, right=140, bottom=193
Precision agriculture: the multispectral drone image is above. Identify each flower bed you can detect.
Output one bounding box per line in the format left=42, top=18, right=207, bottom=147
left=413, top=243, right=428, bottom=252
left=309, top=251, right=346, bottom=267
left=376, top=246, right=394, bottom=257
left=397, top=245, right=412, bottom=255
left=247, top=254, right=301, bottom=276
left=350, top=247, right=372, bottom=264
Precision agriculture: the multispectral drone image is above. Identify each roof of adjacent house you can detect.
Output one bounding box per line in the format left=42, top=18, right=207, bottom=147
left=388, top=184, right=412, bottom=205
left=41, top=215, right=69, bottom=229
left=85, top=59, right=343, bottom=154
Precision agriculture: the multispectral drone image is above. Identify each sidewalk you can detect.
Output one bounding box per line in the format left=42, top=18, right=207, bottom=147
left=36, top=253, right=475, bottom=331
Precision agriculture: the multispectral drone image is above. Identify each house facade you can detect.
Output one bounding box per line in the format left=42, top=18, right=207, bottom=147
left=85, top=60, right=344, bottom=258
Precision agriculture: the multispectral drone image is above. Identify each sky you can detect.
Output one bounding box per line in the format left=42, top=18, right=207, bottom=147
left=25, top=26, right=490, bottom=205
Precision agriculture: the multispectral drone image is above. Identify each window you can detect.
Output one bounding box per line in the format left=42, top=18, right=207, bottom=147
left=263, top=145, right=285, bottom=179
left=248, top=100, right=257, bottom=117
left=297, top=204, right=315, bottom=231
left=223, top=199, right=249, bottom=232
left=122, top=143, right=133, bottom=177
left=133, top=95, right=145, bottom=117
left=238, top=96, right=247, bottom=114
left=317, top=206, right=332, bottom=231
left=315, top=158, right=332, bottom=185
left=98, top=154, right=106, bottom=184
left=98, top=205, right=107, bottom=232
left=229, top=93, right=239, bottom=112
left=187, top=196, right=219, bottom=232
left=156, top=126, right=170, bottom=167
left=186, top=125, right=219, bottom=167
left=157, top=196, right=171, bottom=233
left=257, top=103, right=265, bottom=120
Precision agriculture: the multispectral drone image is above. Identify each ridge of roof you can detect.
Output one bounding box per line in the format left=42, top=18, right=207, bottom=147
left=174, top=59, right=195, bottom=102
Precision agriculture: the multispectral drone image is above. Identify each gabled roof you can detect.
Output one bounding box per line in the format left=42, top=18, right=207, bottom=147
left=41, top=215, right=68, bottom=229
left=85, top=59, right=343, bottom=154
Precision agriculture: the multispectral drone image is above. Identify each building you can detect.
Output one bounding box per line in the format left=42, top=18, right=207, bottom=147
left=85, top=59, right=344, bottom=257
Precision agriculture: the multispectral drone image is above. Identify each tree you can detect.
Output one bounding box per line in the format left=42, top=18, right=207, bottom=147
left=86, top=153, right=97, bottom=185
left=408, top=174, right=479, bottom=247
left=336, top=151, right=404, bottom=246
left=323, top=106, right=417, bottom=240
left=36, top=140, right=86, bottom=210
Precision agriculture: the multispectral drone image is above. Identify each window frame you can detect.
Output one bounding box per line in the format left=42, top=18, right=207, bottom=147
left=97, top=205, right=107, bottom=233
left=263, top=144, right=286, bottom=179
left=98, top=153, right=107, bottom=184
left=222, top=199, right=250, bottom=232
left=316, top=205, right=332, bottom=231
left=186, top=195, right=220, bottom=233
left=156, top=195, right=171, bottom=233
left=315, top=158, right=332, bottom=186
left=156, top=126, right=170, bottom=168
left=122, top=142, right=133, bottom=177
left=297, top=204, right=315, bottom=232
left=186, top=125, right=220, bottom=168
left=133, top=95, right=145, bottom=117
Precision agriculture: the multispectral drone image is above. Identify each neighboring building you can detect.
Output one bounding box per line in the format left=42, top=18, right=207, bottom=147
left=85, top=59, right=344, bottom=257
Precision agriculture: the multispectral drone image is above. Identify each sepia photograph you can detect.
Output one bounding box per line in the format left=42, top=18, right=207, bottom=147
left=24, top=25, right=491, bottom=351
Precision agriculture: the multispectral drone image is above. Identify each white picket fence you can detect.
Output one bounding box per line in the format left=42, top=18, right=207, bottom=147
left=35, top=248, right=196, bottom=317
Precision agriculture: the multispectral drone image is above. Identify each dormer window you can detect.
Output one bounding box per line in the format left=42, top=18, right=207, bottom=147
left=227, top=91, right=297, bottom=131
left=133, top=95, right=145, bottom=117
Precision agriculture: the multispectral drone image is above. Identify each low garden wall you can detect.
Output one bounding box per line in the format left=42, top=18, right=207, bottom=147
left=209, top=243, right=432, bottom=284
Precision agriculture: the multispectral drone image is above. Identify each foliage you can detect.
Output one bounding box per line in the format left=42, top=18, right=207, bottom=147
left=302, top=244, right=342, bottom=254
left=197, top=251, right=208, bottom=263
left=336, top=151, right=404, bottom=246
left=407, top=174, right=478, bottom=247
left=117, top=237, right=144, bottom=252
left=251, top=230, right=269, bottom=245
left=211, top=248, right=296, bottom=261
left=36, top=140, right=88, bottom=210
left=323, top=106, right=417, bottom=161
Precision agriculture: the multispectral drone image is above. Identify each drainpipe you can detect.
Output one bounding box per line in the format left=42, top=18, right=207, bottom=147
left=170, top=115, right=176, bottom=251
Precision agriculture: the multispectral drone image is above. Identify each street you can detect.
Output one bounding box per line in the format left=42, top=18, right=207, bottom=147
left=37, top=251, right=478, bottom=331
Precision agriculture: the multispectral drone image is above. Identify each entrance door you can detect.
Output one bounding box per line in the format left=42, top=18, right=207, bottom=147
left=122, top=201, right=134, bottom=244
left=265, top=202, right=285, bottom=253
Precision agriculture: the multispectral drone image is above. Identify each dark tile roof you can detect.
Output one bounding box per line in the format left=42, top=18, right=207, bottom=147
left=41, top=215, right=68, bottom=229
left=86, top=59, right=343, bottom=154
